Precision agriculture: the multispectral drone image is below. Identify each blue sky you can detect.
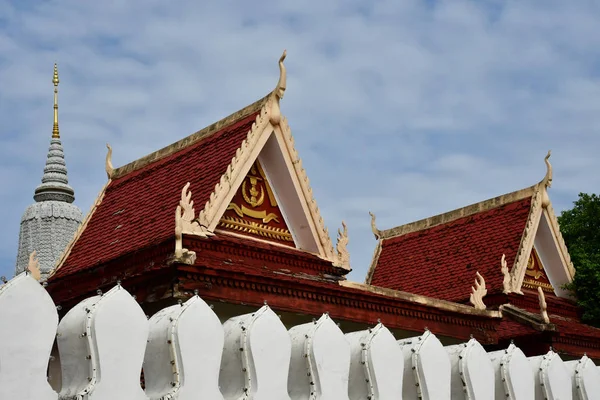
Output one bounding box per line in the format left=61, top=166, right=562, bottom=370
left=0, top=0, right=599, bottom=281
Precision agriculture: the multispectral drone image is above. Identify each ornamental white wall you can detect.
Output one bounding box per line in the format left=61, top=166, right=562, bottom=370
left=0, top=272, right=599, bottom=400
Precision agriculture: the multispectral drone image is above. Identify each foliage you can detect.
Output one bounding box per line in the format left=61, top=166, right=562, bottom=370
left=558, top=193, right=600, bottom=327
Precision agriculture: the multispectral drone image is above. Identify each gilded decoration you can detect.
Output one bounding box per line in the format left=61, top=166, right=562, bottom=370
left=522, top=247, right=554, bottom=293
left=218, top=160, right=294, bottom=245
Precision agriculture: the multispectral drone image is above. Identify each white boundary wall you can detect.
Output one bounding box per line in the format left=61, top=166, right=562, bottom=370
left=1, top=272, right=600, bottom=400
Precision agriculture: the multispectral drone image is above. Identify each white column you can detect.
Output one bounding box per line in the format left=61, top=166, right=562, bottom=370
left=398, top=330, right=451, bottom=400
left=143, top=295, right=224, bottom=400
left=529, top=350, right=572, bottom=400
left=564, top=355, right=600, bottom=400
left=446, top=338, right=494, bottom=400
left=346, top=322, right=403, bottom=400
left=488, top=343, right=534, bottom=400
left=0, top=273, right=59, bottom=399
left=288, top=314, right=351, bottom=400
left=57, top=284, right=149, bottom=400
left=219, top=305, right=292, bottom=400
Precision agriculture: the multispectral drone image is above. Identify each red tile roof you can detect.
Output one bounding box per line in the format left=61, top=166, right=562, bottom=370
left=551, top=314, right=600, bottom=339
left=51, top=109, right=262, bottom=280
left=191, top=231, right=337, bottom=275
left=370, top=197, right=533, bottom=302
left=496, top=318, right=539, bottom=338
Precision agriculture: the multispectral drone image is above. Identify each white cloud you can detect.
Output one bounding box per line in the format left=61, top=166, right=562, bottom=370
left=0, top=0, right=598, bottom=282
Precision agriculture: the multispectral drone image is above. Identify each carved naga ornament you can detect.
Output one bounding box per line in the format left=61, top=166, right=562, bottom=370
left=538, top=286, right=550, bottom=324
left=541, top=150, right=552, bottom=208
left=105, top=143, right=114, bottom=180
left=501, top=254, right=512, bottom=294
left=369, top=211, right=382, bottom=240
left=333, top=221, right=350, bottom=270
left=469, top=271, right=487, bottom=310
left=269, top=50, right=287, bottom=125
left=174, top=182, right=211, bottom=264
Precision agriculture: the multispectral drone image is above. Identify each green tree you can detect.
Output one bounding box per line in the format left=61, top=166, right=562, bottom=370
left=558, top=193, right=600, bottom=327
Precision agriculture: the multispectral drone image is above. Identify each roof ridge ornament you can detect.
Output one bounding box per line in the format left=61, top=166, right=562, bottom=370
left=469, top=271, right=487, bottom=310
left=105, top=143, right=114, bottom=180
left=333, top=221, right=350, bottom=270
left=369, top=212, right=382, bottom=240
left=537, top=286, right=550, bottom=323
left=501, top=254, right=512, bottom=294
left=269, top=50, right=287, bottom=126
left=541, top=150, right=552, bottom=208
left=173, top=182, right=203, bottom=264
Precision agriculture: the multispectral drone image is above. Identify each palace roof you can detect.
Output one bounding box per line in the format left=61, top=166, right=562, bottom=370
left=42, top=53, right=600, bottom=358
left=366, top=153, right=576, bottom=305
left=51, top=97, right=268, bottom=280
left=367, top=188, right=535, bottom=302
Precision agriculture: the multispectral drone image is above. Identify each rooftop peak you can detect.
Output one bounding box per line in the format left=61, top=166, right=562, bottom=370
left=52, top=63, right=60, bottom=139
left=33, top=64, right=75, bottom=203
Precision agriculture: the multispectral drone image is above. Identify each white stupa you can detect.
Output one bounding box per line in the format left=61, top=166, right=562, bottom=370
left=14, top=64, right=83, bottom=280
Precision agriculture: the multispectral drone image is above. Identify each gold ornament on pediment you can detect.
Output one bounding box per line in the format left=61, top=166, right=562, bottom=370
left=523, top=248, right=554, bottom=293
left=241, top=164, right=266, bottom=207
left=219, top=160, right=293, bottom=244
left=525, top=249, right=546, bottom=280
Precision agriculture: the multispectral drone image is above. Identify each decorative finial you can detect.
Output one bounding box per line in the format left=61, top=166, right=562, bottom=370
left=105, top=143, right=114, bottom=179
left=369, top=211, right=381, bottom=239
left=537, top=286, right=550, bottom=324
left=543, top=150, right=552, bottom=188
left=501, top=254, right=512, bottom=294
left=333, top=220, right=350, bottom=270
left=541, top=150, right=552, bottom=208
left=52, top=63, right=60, bottom=139
left=276, top=49, right=287, bottom=99
left=27, top=251, right=42, bottom=281
left=269, top=50, right=287, bottom=125
left=469, top=271, right=487, bottom=310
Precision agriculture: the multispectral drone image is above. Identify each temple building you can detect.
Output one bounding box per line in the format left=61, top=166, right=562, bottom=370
left=19, top=52, right=598, bottom=361
left=15, top=65, right=83, bottom=280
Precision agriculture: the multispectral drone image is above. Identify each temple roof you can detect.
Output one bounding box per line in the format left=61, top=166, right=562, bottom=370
left=367, top=186, right=536, bottom=302
left=366, top=152, right=575, bottom=303
left=51, top=98, right=267, bottom=280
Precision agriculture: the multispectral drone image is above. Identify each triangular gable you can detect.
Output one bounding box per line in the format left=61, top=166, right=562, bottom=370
left=507, top=159, right=576, bottom=297
left=366, top=151, right=575, bottom=302
left=175, top=51, right=348, bottom=270
left=50, top=51, right=348, bottom=282
left=218, top=159, right=294, bottom=245
left=522, top=248, right=553, bottom=292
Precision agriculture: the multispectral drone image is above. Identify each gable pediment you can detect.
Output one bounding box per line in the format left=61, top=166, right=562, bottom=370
left=171, top=51, right=349, bottom=270
left=510, top=184, right=575, bottom=298
left=522, top=247, right=554, bottom=293
left=218, top=159, right=294, bottom=246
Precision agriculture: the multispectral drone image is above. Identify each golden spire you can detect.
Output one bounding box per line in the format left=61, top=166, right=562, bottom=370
left=52, top=63, right=60, bottom=139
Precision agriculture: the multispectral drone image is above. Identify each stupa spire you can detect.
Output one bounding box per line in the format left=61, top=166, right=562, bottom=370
left=32, top=64, right=75, bottom=203
left=14, top=63, right=83, bottom=279
left=52, top=63, right=60, bottom=138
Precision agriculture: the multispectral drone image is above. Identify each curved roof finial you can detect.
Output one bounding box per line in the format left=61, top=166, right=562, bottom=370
left=52, top=63, right=60, bottom=139
left=369, top=211, right=381, bottom=239
left=269, top=50, right=287, bottom=125
left=543, top=150, right=552, bottom=188
left=541, top=150, right=552, bottom=208
left=105, top=143, right=114, bottom=179
left=275, top=49, right=287, bottom=100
